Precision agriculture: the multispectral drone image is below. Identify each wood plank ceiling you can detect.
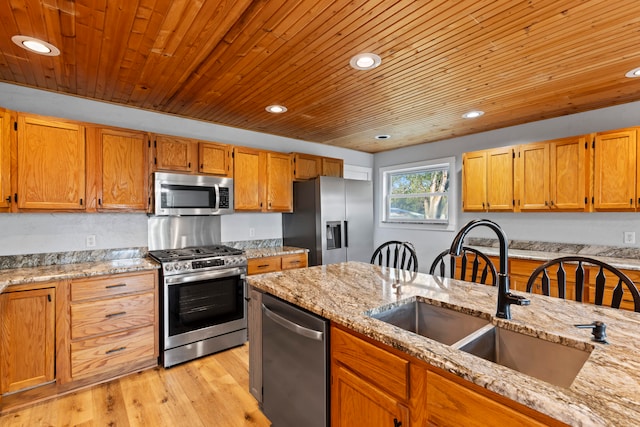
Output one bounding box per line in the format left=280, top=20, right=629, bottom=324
left=1, top=0, right=640, bottom=153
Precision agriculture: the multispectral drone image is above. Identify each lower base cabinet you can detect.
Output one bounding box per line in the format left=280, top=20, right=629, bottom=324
left=331, top=324, right=566, bottom=427
left=0, top=286, right=56, bottom=395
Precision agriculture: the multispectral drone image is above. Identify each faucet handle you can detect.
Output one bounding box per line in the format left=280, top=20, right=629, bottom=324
left=507, top=292, right=531, bottom=306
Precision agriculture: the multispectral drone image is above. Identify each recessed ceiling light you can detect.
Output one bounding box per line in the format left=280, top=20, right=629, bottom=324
left=265, top=105, right=287, bottom=114
left=625, top=67, right=640, bottom=78
left=349, top=53, right=382, bottom=70
left=11, top=35, right=60, bottom=56
left=375, top=134, right=391, bottom=140
left=462, top=110, right=484, bottom=119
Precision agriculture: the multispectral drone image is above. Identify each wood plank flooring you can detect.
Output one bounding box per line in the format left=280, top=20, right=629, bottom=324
left=0, top=344, right=271, bottom=427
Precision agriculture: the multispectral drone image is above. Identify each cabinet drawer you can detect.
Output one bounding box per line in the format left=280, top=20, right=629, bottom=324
left=281, top=253, right=307, bottom=270
left=71, top=272, right=156, bottom=301
left=248, top=257, right=281, bottom=275
left=331, top=327, right=409, bottom=401
left=71, top=292, right=155, bottom=339
left=71, top=325, right=155, bottom=379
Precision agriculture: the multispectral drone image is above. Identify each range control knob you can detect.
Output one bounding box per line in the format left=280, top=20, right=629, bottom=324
left=165, top=264, right=174, bottom=272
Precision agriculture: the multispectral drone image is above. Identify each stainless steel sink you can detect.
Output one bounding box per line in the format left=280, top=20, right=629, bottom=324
left=454, top=324, right=593, bottom=388
left=369, top=300, right=491, bottom=345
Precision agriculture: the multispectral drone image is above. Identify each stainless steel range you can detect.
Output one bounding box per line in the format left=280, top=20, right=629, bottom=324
left=149, top=244, right=248, bottom=368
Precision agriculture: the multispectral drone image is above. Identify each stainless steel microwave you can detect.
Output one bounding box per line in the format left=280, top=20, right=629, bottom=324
left=153, top=172, right=234, bottom=216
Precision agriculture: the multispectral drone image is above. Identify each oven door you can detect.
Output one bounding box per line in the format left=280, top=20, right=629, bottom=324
left=163, top=267, right=247, bottom=350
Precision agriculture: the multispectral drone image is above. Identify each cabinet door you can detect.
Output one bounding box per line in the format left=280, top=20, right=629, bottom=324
left=0, top=109, right=11, bottom=210
left=331, top=362, right=410, bottom=427
left=153, top=134, right=195, bottom=172
left=550, top=136, right=587, bottom=211
left=462, top=150, right=487, bottom=211
left=17, top=114, right=86, bottom=210
left=265, top=152, right=292, bottom=212
left=233, top=146, right=262, bottom=210
left=486, top=147, right=514, bottom=211
left=97, top=127, right=149, bottom=211
left=199, top=141, right=232, bottom=176
left=426, top=370, right=548, bottom=427
left=518, top=143, right=550, bottom=211
left=321, top=157, right=344, bottom=177
left=593, top=128, right=636, bottom=210
left=1, top=287, right=56, bottom=394
left=292, top=153, right=321, bottom=180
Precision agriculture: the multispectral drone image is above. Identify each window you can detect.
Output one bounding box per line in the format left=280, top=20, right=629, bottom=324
left=380, top=157, right=455, bottom=228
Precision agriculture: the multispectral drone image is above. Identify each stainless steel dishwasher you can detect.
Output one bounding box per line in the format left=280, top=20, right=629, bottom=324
left=261, top=293, right=329, bottom=427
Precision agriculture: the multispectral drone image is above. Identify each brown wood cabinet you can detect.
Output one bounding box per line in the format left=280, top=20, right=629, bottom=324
left=16, top=113, right=86, bottom=211
left=462, top=147, right=514, bottom=212
left=64, top=271, right=158, bottom=382
left=88, top=126, right=149, bottom=212
left=1, top=286, right=56, bottom=395
left=151, top=134, right=232, bottom=177
left=247, top=252, right=308, bottom=275
left=233, top=146, right=293, bottom=212
left=292, top=153, right=344, bottom=180
left=593, top=127, right=638, bottom=211
left=0, top=108, right=11, bottom=211
left=331, top=325, right=562, bottom=426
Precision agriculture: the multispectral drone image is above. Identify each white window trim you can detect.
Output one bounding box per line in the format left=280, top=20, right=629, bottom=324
left=379, top=156, right=457, bottom=231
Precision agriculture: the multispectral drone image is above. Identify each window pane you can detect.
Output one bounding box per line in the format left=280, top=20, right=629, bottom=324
left=390, top=169, right=449, bottom=195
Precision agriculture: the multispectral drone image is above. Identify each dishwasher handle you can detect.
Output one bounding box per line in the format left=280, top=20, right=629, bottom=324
left=262, top=303, right=324, bottom=341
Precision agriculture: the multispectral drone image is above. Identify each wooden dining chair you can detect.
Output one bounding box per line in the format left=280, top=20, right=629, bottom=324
left=429, top=246, right=497, bottom=286
left=370, top=241, right=418, bottom=272
left=526, top=256, right=640, bottom=312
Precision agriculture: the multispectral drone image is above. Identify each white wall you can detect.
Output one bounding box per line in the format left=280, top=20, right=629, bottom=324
left=0, top=83, right=373, bottom=255
left=374, top=101, right=640, bottom=272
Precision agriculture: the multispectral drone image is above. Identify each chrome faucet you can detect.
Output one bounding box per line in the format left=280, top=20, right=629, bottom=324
left=449, top=219, right=530, bottom=319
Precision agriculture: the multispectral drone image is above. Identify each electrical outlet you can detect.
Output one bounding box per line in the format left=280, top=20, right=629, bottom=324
left=249, top=228, right=255, bottom=237
left=86, top=234, right=97, bottom=248
left=624, top=231, right=636, bottom=244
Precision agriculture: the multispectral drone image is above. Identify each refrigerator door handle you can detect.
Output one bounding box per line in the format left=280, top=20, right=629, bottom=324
left=344, top=220, right=348, bottom=248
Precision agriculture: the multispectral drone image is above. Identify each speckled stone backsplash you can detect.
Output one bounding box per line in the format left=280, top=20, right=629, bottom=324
left=223, top=238, right=283, bottom=249
left=467, top=238, right=640, bottom=260
left=0, top=247, right=148, bottom=270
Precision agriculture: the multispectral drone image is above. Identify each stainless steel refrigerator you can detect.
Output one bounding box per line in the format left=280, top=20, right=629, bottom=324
left=283, top=176, right=373, bottom=266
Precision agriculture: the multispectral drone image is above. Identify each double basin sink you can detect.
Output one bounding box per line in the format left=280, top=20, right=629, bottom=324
left=369, top=298, right=592, bottom=388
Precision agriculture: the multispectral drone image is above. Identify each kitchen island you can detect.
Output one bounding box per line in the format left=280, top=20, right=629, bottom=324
left=246, top=261, right=640, bottom=426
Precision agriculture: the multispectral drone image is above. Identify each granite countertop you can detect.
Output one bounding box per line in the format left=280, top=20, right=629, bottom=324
left=244, top=246, right=308, bottom=259
left=467, top=237, right=640, bottom=271
left=246, top=261, right=640, bottom=427
left=0, top=248, right=159, bottom=294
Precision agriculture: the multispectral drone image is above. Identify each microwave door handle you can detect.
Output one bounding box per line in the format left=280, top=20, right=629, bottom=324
left=214, top=184, right=220, bottom=210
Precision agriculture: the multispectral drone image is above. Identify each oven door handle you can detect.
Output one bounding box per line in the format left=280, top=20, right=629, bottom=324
left=262, top=303, right=323, bottom=341
left=165, top=267, right=246, bottom=285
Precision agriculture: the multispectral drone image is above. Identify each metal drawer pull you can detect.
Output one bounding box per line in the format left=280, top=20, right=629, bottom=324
left=105, top=283, right=127, bottom=289
left=105, top=346, right=127, bottom=355
left=258, top=264, right=270, bottom=268
left=106, top=311, right=126, bottom=318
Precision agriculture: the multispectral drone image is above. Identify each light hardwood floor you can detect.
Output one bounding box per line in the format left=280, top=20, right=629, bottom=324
left=0, top=344, right=271, bottom=427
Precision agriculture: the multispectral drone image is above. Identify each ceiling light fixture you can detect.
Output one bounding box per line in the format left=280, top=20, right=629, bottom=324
left=625, top=67, right=640, bottom=78
left=11, top=35, right=60, bottom=56
left=462, top=110, right=484, bottom=119
left=375, top=134, right=391, bottom=140
left=349, top=53, right=382, bottom=70
left=265, top=105, right=287, bottom=114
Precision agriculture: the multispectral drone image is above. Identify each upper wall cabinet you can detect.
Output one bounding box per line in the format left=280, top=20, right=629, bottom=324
left=151, top=134, right=232, bottom=177
left=88, top=126, right=149, bottom=212
left=517, top=136, right=588, bottom=212
left=17, top=114, right=86, bottom=211
left=462, top=147, right=514, bottom=212
left=291, top=153, right=344, bottom=181
left=0, top=108, right=12, bottom=211
left=593, top=128, right=637, bottom=211
left=233, top=146, right=292, bottom=212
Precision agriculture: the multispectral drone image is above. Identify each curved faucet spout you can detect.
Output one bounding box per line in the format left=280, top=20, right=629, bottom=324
left=449, top=219, right=529, bottom=320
